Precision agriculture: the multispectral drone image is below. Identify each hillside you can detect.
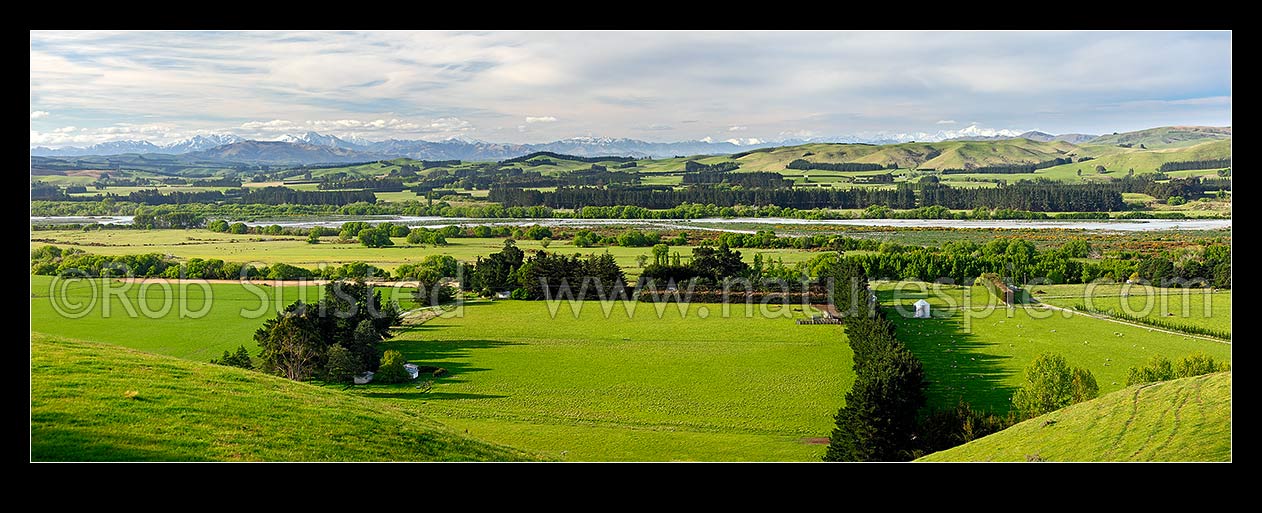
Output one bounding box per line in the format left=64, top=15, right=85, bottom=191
left=728, top=139, right=1078, bottom=171
left=1033, top=138, right=1232, bottom=179
left=918, top=372, right=1231, bottom=462
left=30, top=334, right=535, bottom=461
left=1089, top=126, right=1232, bottom=149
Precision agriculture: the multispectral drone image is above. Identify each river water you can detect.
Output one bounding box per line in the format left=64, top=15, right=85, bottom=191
left=30, top=215, right=1232, bottom=233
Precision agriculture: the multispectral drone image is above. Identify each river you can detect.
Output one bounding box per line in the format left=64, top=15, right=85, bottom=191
left=30, top=215, right=1232, bottom=233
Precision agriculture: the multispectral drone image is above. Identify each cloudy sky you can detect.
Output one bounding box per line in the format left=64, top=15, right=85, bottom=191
left=30, top=31, right=1231, bottom=147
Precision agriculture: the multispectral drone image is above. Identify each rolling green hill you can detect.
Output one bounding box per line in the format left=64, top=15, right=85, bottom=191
left=1088, top=126, right=1232, bottom=149
left=918, top=372, right=1231, bottom=462
left=30, top=333, right=535, bottom=461
left=1031, top=139, right=1232, bottom=179
left=32, top=127, right=1233, bottom=189
left=727, top=139, right=1078, bottom=171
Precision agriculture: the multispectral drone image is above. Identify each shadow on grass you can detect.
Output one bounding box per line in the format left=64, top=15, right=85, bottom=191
left=883, top=304, right=1018, bottom=416
left=357, top=391, right=509, bottom=401
left=382, top=337, right=524, bottom=380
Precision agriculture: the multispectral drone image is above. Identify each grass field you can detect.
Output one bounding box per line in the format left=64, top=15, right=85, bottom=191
left=360, top=299, right=852, bottom=461
left=31, top=333, right=532, bottom=461
left=1033, top=284, right=1231, bottom=334
left=30, top=275, right=854, bottom=461
left=29, top=275, right=425, bottom=360
left=918, top=371, right=1231, bottom=462
left=875, top=282, right=1231, bottom=414
left=30, top=228, right=834, bottom=277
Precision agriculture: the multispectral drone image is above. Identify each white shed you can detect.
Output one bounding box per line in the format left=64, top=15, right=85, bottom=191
left=404, top=363, right=420, bottom=380
left=914, top=299, right=931, bottom=319
left=353, top=371, right=375, bottom=384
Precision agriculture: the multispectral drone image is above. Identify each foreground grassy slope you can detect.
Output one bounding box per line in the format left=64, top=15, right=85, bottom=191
left=30, top=334, right=534, bottom=461
left=919, top=372, right=1231, bottom=462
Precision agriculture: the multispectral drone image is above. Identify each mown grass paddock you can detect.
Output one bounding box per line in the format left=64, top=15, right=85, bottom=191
left=32, top=277, right=854, bottom=461
left=874, top=281, right=1231, bottom=414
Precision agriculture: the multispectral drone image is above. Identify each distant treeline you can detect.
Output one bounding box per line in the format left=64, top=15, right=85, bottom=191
left=918, top=182, right=1125, bottom=211
left=412, top=164, right=640, bottom=192
left=238, top=187, right=377, bottom=205
left=1158, top=159, right=1232, bottom=172
left=787, top=159, right=890, bottom=172
left=491, top=184, right=919, bottom=210
left=939, top=158, right=1073, bottom=175
left=684, top=161, right=740, bottom=173
left=421, top=160, right=462, bottom=168
left=318, top=177, right=407, bottom=192
left=682, top=171, right=791, bottom=188
left=501, top=151, right=636, bottom=165
left=492, top=181, right=1129, bottom=212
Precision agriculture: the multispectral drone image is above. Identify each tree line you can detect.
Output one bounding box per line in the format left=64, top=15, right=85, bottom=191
left=490, top=184, right=919, bottom=210
left=1158, top=159, right=1231, bottom=172
left=318, top=177, right=407, bottom=192
left=683, top=161, right=740, bottom=173
left=939, top=157, right=1073, bottom=174
left=681, top=171, right=791, bottom=188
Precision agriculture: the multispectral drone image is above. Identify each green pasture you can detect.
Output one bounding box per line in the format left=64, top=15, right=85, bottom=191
left=31, top=334, right=531, bottom=461
left=919, top=371, right=1231, bottom=462
left=875, top=282, right=1231, bottom=414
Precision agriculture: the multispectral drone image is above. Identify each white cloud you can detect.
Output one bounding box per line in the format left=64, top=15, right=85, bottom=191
left=728, top=125, right=747, bottom=132
left=240, top=119, right=300, bottom=131
left=725, top=137, right=764, bottom=145
left=423, top=117, right=473, bottom=132
left=778, top=129, right=816, bottom=139
left=936, top=119, right=956, bottom=124
left=700, top=136, right=714, bottom=143
left=27, top=31, right=1231, bottom=144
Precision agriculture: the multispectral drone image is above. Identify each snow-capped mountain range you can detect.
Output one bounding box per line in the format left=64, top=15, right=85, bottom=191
left=32, top=134, right=245, bottom=157
left=31, top=125, right=1090, bottom=163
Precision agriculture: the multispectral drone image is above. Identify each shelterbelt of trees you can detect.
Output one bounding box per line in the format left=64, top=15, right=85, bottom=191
left=491, top=176, right=1228, bottom=212
left=33, top=221, right=1231, bottom=292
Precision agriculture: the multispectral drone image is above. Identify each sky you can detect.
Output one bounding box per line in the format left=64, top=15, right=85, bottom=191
left=30, top=30, right=1231, bottom=148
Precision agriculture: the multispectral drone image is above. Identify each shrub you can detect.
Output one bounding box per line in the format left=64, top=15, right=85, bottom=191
left=374, top=350, right=411, bottom=384
left=358, top=227, right=394, bottom=248
left=1175, top=353, right=1230, bottom=378
left=1011, top=353, right=1097, bottom=419
left=210, top=345, right=255, bottom=370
